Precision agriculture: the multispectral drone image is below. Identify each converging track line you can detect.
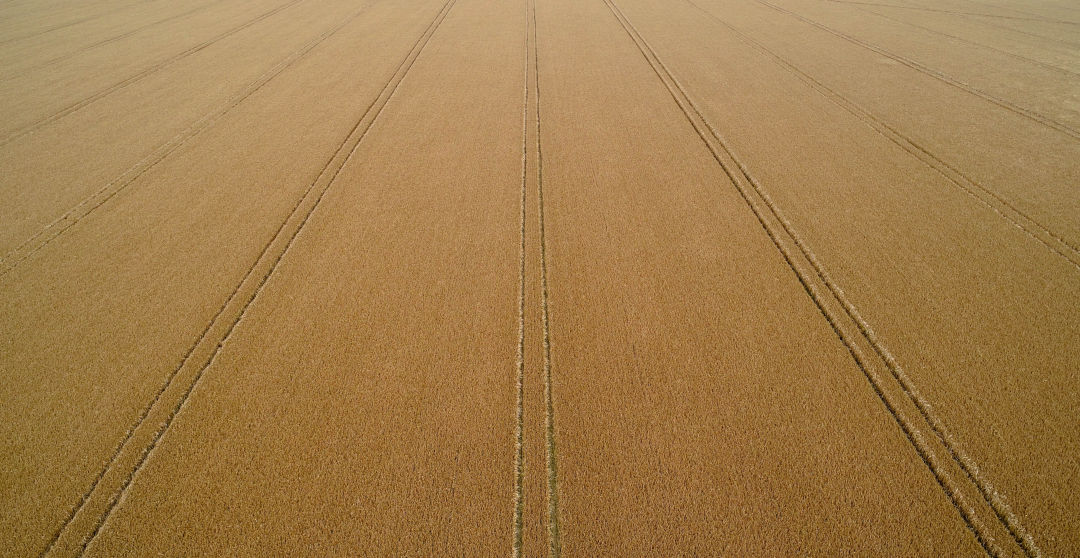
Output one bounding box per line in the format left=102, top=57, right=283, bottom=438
left=0, top=0, right=383, bottom=281
left=512, top=0, right=529, bottom=553
left=38, top=0, right=459, bottom=554
left=531, top=1, right=561, bottom=554
left=851, top=5, right=1080, bottom=78
left=0, top=0, right=306, bottom=146
left=0, top=0, right=149, bottom=46
left=820, top=0, right=1080, bottom=24
left=753, top=0, right=1080, bottom=141
left=31, top=7, right=382, bottom=554
left=680, top=1, right=1080, bottom=270
left=0, top=0, right=225, bottom=83
left=600, top=0, right=1042, bottom=555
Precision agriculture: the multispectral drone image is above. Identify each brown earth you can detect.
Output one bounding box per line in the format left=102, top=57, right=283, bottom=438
left=1, top=0, right=1077, bottom=555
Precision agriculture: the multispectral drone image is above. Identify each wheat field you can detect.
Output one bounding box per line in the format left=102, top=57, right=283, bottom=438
left=1, top=0, right=1078, bottom=555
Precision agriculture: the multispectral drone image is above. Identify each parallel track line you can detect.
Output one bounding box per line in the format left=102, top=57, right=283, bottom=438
left=854, top=5, right=1080, bottom=78
left=39, top=0, right=458, bottom=553
left=0, top=0, right=147, bottom=46
left=0, top=0, right=306, bottom=146
left=512, top=0, right=530, bottom=552
left=755, top=0, right=1080, bottom=141
left=0, top=0, right=225, bottom=82
left=821, top=0, right=1080, bottom=24
left=602, top=0, right=1042, bottom=554
left=531, top=1, right=560, bottom=554
left=0, top=0, right=382, bottom=280
left=682, top=2, right=1080, bottom=269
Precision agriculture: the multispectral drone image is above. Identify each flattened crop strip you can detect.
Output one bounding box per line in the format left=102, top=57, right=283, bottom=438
left=601, top=0, right=1041, bottom=555
left=0, top=0, right=307, bottom=146
left=753, top=0, right=1080, bottom=141
left=38, top=0, right=459, bottom=553
left=679, top=1, right=1080, bottom=270
left=0, top=0, right=381, bottom=281
left=531, top=1, right=561, bottom=554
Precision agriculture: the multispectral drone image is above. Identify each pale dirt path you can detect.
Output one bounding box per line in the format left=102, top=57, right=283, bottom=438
left=0, top=0, right=365, bottom=258
left=532, top=0, right=987, bottom=553
left=78, top=0, right=523, bottom=553
left=620, top=0, right=1080, bottom=553
left=0, top=1, right=447, bottom=554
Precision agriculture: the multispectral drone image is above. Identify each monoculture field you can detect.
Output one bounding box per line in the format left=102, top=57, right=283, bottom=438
left=1, top=0, right=1078, bottom=555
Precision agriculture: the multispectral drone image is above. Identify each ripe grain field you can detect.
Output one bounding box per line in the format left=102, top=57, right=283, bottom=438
left=1, top=0, right=1077, bottom=555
